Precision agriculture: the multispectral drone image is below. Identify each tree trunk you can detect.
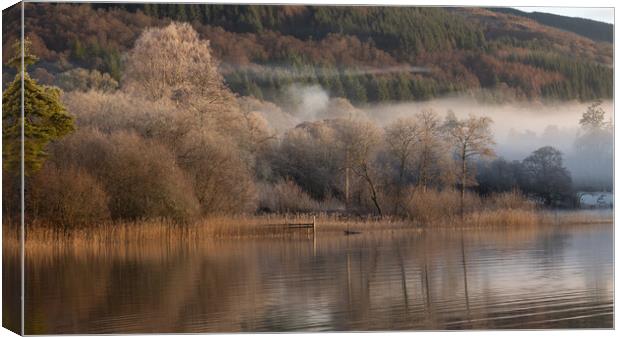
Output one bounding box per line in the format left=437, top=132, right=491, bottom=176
left=369, top=183, right=383, bottom=217
left=394, top=155, right=406, bottom=215
left=364, top=169, right=383, bottom=217
left=345, top=151, right=350, bottom=211
left=418, top=147, right=428, bottom=192
left=345, top=166, right=350, bottom=210
left=460, top=147, right=466, bottom=220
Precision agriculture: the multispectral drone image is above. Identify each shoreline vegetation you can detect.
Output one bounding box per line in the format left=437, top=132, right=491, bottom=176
left=5, top=208, right=612, bottom=249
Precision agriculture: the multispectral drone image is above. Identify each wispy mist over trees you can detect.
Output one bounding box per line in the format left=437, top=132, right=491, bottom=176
left=568, top=101, right=613, bottom=191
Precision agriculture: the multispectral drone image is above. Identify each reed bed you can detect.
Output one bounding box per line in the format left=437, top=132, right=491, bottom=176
left=4, top=206, right=611, bottom=249
left=5, top=214, right=413, bottom=247
left=539, top=209, right=613, bottom=224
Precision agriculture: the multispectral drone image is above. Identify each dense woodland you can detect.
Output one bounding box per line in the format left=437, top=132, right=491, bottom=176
left=3, top=18, right=613, bottom=228
left=2, top=4, right=613, bottom=104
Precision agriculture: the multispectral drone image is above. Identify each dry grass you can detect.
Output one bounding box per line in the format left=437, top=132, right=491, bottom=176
left=539, top=209, right=613, bottom=225
left=487, top=190, right=536, bottom=211
left=402, top=188, right=473, bottom=223
left=400, top=189, right=540, bottom=227
left=0, top=211, right=514, bottom=249
left=5, top=197, right=611, bottom=249
left=4, top=214, right=416, bottom=249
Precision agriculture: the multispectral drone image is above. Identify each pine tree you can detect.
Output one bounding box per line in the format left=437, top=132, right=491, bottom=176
left=342, top=73, right=367, bottom=103
left=376, top=77, right=391, bottom=101
left=3, top=39, right=75, bottom=176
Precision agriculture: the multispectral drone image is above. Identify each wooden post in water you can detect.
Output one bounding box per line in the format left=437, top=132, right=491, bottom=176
left=313, top=215, right=317, bottom=257
left=461, top=233, right=471, bottom=324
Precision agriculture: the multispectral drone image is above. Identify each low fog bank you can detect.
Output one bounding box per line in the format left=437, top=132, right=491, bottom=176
left=365, top=98, right=613, bottom=191
left=250, top=84, right=613, bottom=191
left=363, top=97, right=613, bottom=158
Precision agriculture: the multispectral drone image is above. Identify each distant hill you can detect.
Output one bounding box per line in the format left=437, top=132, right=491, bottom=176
left=488, top=7, right=613, bottom=43
left=3, top=4, right=613, bottom=103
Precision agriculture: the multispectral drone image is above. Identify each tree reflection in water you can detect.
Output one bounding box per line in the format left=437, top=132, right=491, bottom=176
left=10, top=223, right=613, bottom=333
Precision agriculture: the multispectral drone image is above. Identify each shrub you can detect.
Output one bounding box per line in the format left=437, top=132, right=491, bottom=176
left=29, top=163, right=111, bottom=228
left=49, top=129, right=201, bottom=222
left=178, top=130, right=258, bottom=215
left=258, top=179, right=319, bottom=213
left=56, top=68, right=119, bottom=92
left=62, top=91, right=193, bottom=150
left=401, top=187, right=482, bottom=224
left=487, top=190, right=536, bottom=211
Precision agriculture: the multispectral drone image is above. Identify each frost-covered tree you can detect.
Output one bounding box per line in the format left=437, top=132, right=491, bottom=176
left=385, top=117, right=419, bottom=213
left=123, top=22, right=243, bottom=136
left=443, top=112, right=495, bottom=216
left=571, top=101, right=613, bottom=190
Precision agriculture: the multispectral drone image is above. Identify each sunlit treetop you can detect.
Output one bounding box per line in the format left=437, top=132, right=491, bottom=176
left=6, top=38, right=38, bottom=71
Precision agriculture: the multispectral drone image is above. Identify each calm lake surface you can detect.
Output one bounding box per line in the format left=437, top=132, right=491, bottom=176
left=18, top=222, right=613, bottom=333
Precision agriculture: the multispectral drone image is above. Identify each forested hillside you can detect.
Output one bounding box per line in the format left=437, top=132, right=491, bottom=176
left=3, top=3, right=613, bottom=103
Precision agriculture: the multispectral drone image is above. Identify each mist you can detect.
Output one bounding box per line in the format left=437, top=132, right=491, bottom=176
left=252, top=84, right=613, bottom=190
left=361, top=97, right=613, bottom=158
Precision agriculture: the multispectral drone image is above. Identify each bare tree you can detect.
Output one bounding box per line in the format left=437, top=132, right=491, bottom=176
left=414, top=109, right=447, bottom=191
left=385, top=117, right=419, bottom=213
left=443, top=112, right=495, bottom=217
left=334, top=119, right=384, bottom=216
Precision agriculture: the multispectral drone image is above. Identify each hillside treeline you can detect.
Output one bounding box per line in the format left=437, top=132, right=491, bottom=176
left=5, top=23, right=608, bottom=229
left=3, top=3, right=613, bottom=104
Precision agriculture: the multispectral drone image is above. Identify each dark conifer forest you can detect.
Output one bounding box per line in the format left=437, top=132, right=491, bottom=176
left=3, top=4, right=613, bottom=103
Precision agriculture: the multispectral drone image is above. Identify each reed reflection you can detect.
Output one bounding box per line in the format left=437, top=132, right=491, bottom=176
left=14, top=224, right=613, bottom=333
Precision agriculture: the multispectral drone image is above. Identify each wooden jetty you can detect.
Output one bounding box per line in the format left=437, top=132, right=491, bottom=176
left=274, top=215, right=362, bottom=236
left=283, top=215, right=316, bottom=230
